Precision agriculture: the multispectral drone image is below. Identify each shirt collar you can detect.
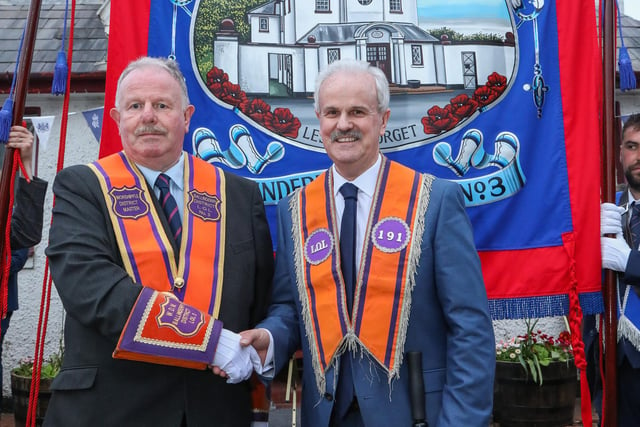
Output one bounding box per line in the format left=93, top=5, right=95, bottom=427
left=332, top=153, right=381, bottom=198
left=137, top=152, right=185, bottom=191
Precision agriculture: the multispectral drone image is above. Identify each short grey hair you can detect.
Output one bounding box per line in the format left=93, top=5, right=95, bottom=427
left=313, top=58, right=390, bottom=114
left=114, top=56, right=190, bottom=110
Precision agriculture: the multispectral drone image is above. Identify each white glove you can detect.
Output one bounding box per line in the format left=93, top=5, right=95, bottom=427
left=601, top=203, right=624, bottom=236
left=248, top=345, right=265, bottom=375
left=212, top=329, right=255, bottom=384
left=602, top=235, right=631, bottom=272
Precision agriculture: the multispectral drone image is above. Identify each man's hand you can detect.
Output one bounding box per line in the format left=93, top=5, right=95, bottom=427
left=239, top=329, right=270, bottom=368
left=7, top=125, right=34, bottom=179
left=601, top=202, right=624, bottom=236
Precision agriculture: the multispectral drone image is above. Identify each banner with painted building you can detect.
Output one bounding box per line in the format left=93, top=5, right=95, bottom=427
left=100, top=0, right=603, bottom=320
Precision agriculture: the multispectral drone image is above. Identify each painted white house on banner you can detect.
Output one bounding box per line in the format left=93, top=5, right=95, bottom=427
left=213, top=0, right=515, bottom=96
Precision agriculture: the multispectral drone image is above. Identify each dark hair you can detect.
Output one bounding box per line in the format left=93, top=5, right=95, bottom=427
left=622, top=113, right=640, bottom=139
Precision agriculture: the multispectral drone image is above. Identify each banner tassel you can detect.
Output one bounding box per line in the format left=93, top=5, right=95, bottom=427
left=616, top=0, right=636, bottom=92
left=619, top=46, right=637, bottom=92
left=0, top=98, right=14, bottom=143
left=51, top=51, right=68, bottom=95
left=52, top=0, right=70, bottom=95
left=0, top=23, right=23, bottom=143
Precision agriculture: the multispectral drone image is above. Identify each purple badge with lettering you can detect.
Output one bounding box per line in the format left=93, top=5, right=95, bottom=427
left=304, top=228, right=334, bottom=265
left=372, top=217, right=411, bottom=253
left=187, top=190, right=221, bottom=221
left=156, top=296, right=206, bottom=338
left=109, top=186, right=149, bottom=219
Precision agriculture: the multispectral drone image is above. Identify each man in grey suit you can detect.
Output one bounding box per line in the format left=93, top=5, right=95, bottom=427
left=44, top=57, right=273, bottom=426
left=241, top=59, right=495, bottom=427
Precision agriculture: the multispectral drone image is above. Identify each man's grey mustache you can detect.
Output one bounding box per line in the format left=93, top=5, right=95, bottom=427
left=135, top=126, right=166, bottom=136
left=330, top=131, right=361, bottom=142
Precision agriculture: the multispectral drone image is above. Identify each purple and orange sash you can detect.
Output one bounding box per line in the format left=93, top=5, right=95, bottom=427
left=89, top=152, right=227, bottom=368
left=291, top=157, right=433, bottom=393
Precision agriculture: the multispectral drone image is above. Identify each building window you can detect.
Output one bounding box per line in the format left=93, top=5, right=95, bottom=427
left=328, top=49, right=341, bottom=64
left=411, top=45, right=423, bottom=66
left=366, top=45, right=387, bottom=61
left=259, top=17, right=269, bottom=32
left=358, top=0, right=372, bottom=4
left=316, top=0, right=329, bottom=12
left=390, top=0, right=402, bottom=12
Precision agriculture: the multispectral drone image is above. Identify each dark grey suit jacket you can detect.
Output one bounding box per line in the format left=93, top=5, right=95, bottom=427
left=44, top=159, right=273, bottom=427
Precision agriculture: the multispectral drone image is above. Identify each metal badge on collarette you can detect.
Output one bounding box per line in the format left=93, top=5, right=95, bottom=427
left=304, top=228, right=334, bottom=265
left=109, top=186, right=149, bottom=220
left=187, top=190, right=221, bottom=221
left=372, top=217, right=411, bottom=253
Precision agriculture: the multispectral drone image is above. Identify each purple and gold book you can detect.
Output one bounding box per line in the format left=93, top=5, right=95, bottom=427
left=113, top=287, right=223, bottom=369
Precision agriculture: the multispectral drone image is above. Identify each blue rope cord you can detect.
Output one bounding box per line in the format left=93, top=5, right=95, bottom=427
left=8, top=24, right=26, bottom=101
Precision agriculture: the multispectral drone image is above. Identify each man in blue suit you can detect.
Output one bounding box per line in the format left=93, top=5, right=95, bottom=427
left=241, top=59, right=495, bottom=427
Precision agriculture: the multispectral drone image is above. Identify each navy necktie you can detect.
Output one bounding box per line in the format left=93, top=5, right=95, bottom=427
left=624, top=203, right=640, bottom=300
left=339, top=183, right=358, bottom=314
left=334, top=182, right=358, bottom=420
left=155, top=173, right=182, bottom=247
left=631, top=203, right=640, bottom=249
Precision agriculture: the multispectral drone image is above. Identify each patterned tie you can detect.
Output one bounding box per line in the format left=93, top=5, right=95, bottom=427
left=334, top=182, right=358, bottom=420
left=155, top=173, right=182, bottom=247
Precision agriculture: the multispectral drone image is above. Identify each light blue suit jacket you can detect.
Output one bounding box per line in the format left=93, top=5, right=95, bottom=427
left=259, top=170, right=495, bottom=427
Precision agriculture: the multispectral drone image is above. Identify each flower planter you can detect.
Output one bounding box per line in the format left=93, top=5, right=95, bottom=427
left=493, top=360, right=577, bottom=427
left=10, top=372, right=53, bottom=427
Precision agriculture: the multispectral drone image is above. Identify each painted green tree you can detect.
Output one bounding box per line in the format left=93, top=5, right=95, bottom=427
left=428, top=27, right=506, bottom=42
left=193, top=0, right=265, bottom=80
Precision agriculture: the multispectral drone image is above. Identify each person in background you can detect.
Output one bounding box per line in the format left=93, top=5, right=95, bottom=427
left=0, top=247, right=28, bottom=411
left=0, top=125, right=48, bottom=412
left=241, top=58, right=495, bottom=427
left=44, top=57, right=273, bottom=426
left=594, top=113, right=640, bottom=427
left=4, top=125, right=48, bottom=249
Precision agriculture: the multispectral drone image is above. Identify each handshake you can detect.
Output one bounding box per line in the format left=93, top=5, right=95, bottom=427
left=211, top=328, right=269, bottom=384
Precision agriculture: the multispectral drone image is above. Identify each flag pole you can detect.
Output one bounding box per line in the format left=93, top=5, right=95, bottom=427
left=0, top=0, right=43, bottom=257
left=602, top=0, right=618, bottom=424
